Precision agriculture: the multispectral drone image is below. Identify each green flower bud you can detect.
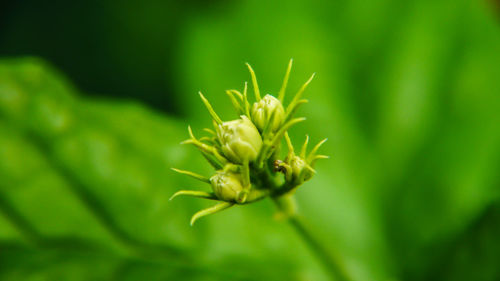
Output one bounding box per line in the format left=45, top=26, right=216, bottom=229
left=210, top=170, right=244, bottom=202
left=217, top=116, right=262, bottom=164
left=289, top=155, right=314, bottom=182
left=251, top=94, right=285, bottom=132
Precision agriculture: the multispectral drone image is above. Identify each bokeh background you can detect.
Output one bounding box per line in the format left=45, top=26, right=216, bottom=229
left=1, top=0, right=500, bottom=280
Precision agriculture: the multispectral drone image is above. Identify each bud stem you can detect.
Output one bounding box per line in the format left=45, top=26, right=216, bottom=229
left=273, top=199, right=352, bottom=281
left=241, top=160, right=251, bottom=189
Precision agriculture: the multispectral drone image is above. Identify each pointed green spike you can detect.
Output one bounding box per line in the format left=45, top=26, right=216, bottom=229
left=171, top=168, right=210, bottom=183
left=284, top=132, right=295, bottom=159
left=201, top=151, right=224, bottom=170
left=199, top=136, right=214, bottom=144
left=289, top=73, right=315, bottom=106
left=298, top=99, right=309, bottom=105
left=314, top=154, right=329, bottom=160
left=190, top=202, right=234, bottom=226
left=245, top=63, right=261, bottom=101
left=212, top=149, right=229, bottom=165
left=308, top=138, right=328, bottom=162
left=305, top=164, right=317, bottom=174
left=300, top=135, right=309, bottom=158
left=203, top=128, right=216, bottom=135
left=242, top=82, right=250, bottom=116
left=212, top=119, right=219, bottom=133
left=309, top=154, right=329, bottom=166
left=182, top=129, right=228, bottom=165
left=180, top=139, right=194, bottom=145
left=278, top=58, right=293, bottom=102
left=229, top=89, right=244, bottom=100
left=286, top=73, right=315, bottom=115
left=169, top=190, right=217, bottom=201
left=271, top=117, right=306, bottom=147
left=187, top=125, right=195, bottom=139
left=225, top=90, right=243, bottom=114
left=285, top=99, right=309, bottom=122
left=199, top=92, right=223, bottom=124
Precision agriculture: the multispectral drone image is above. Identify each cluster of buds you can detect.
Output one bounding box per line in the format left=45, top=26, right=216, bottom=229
left=170, top=60, right=328, bottom=225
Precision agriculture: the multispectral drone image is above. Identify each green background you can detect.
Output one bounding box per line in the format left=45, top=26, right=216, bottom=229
left=1, top=0, right=500, bottom=280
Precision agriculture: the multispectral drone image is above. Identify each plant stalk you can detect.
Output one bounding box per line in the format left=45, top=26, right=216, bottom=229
left=274, top=199, right=351, bottom=281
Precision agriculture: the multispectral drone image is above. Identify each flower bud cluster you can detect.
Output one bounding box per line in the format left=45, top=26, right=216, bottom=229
left=171, top=60, right=328, bottom=225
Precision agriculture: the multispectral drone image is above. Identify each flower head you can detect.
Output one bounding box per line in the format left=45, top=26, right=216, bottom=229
left=171, top=60, right=327, bottom=225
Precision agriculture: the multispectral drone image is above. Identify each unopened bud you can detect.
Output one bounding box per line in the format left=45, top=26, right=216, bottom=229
left=289, top=155, right=314, bottom=182
left=217, top=116, right=262, bottom=164
left=210, top=170, right=244, bottom=201
left=251, top=94, right=285, bottom=132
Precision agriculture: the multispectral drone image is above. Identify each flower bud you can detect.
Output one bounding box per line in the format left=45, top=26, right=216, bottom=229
left=217, top=116, right=262, bottom=164
left=289, top=155, right=314, bottom=182
left=210, top=170, right=244, bottom=201
left=251, top=94, right=285, bottom=132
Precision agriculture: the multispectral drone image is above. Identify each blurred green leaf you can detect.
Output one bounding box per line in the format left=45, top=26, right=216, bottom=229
left=421, top=202, right=500, bottom=281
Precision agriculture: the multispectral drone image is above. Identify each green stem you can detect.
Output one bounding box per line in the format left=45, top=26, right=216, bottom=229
left=260, top=163, right=348, bottom=280
left=274, top=200, right=351, bottom=281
